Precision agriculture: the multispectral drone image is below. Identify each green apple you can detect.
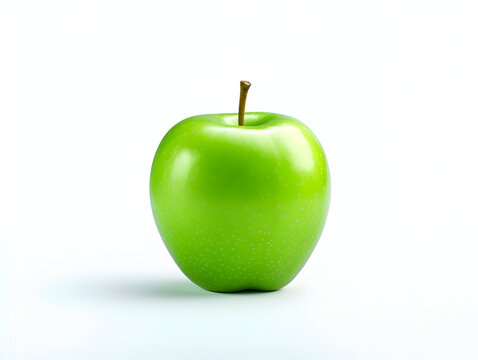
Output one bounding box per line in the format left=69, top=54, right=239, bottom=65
left=150, top=82, right=330, bottom=292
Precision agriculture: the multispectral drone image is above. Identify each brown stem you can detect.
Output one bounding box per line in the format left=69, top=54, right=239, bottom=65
left=238, top=80, right=251, bottom=126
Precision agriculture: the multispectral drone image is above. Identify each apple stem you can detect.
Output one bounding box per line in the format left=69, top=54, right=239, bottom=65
left=238, top=80, right=251, bottom=126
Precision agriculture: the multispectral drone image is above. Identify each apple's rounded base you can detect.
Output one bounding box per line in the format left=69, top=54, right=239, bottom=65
left=197, top=284, right=284, bottom=294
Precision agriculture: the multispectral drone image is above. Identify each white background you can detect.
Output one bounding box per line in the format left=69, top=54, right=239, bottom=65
left=1, top=0, right=478, bottom=359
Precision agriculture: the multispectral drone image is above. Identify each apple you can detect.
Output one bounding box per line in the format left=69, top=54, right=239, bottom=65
left=150, top=81, right=330, bottom=292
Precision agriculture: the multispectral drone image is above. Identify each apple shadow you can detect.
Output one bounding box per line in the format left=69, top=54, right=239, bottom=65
left=63, top=278, right=275, bottom=301
left=109, top=279, right=223, bottom=299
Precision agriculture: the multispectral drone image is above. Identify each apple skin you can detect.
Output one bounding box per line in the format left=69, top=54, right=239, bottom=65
left=150, top=112, right=330, bottom=292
